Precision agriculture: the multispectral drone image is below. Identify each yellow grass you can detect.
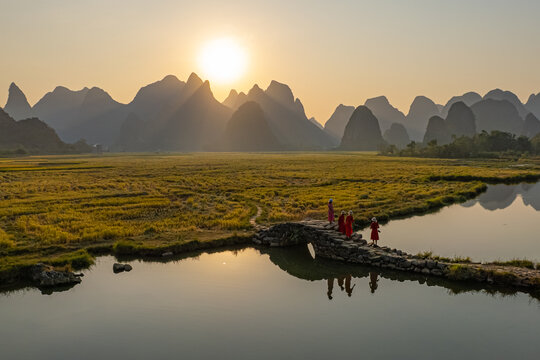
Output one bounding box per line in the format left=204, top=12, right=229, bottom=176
left=0, top=152, right=538, bottom=273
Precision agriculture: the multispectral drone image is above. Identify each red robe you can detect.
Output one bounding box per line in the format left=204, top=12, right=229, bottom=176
left=328, top=202, right=334, bottom=222
left=370, top=221, right=379, bottom=240
left=345, top=215, right=353, bottom=238
left=338, top=214, right=345, bottom=234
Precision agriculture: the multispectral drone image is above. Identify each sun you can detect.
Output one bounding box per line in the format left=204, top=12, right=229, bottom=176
left=198, top=38, right=248, bottom=84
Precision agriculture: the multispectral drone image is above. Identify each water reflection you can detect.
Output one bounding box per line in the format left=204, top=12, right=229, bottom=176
left=369, top=272, right=379, bottom=294
left=377, top=183, right=540, bottom=262
left=1, top=248, right=539, bottom=360
left=259, top=245, right=540, bottom=301
left=327, top=275, right=356, bottom=299
left=466, top=182, right=540, bottom=211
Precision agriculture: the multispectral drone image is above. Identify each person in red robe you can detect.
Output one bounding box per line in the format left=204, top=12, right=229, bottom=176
left=327, top=199, right=334, bottom=223
left=369, top=217, right=380, bottom=246
left=337, top=211, right=346, bottom=234
left=345, top=210, right=354, bottom=238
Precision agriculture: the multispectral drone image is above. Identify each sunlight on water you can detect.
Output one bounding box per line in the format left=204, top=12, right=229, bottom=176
left=0, top=248, right=538, bottom=360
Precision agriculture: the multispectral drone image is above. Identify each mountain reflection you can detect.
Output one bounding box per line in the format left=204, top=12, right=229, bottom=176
left=462, top=183, right=540, bottom=211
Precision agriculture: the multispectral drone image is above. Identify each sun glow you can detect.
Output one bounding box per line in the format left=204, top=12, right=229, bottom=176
left=198, top=38, right=248, bottom=84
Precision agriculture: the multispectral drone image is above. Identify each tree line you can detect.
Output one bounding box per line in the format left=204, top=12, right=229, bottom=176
left=381, top=130, right=540, bottom=158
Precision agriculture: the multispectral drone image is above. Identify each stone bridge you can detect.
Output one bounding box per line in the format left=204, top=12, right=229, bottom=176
left=253, top=220, right=540, bottom=292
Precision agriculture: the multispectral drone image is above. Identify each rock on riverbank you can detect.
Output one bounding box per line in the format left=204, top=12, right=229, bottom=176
left=29, top=263, right=83, bottom=287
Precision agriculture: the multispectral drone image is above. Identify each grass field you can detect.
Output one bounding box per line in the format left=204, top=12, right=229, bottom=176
left=1, top=152, right=539, bottom=279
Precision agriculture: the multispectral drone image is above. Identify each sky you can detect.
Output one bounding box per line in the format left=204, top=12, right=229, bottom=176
left=1, top=0, right=540, bottom=124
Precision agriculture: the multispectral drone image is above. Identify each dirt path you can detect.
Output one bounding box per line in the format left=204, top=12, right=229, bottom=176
left=250, top=205, right=263, bottom=228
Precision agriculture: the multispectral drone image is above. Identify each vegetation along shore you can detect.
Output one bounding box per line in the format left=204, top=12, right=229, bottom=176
left=0, top=153, right=539, bottom=286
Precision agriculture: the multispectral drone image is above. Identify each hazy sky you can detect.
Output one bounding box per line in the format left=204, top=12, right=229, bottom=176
left=1, top=0, right=540, bottom=123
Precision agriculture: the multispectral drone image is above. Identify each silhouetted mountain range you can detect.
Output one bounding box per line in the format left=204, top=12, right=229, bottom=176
left=3, top=79, right=540, bottom=153
left=441, top=92, right=482, bottom=117
left=364, top=96, right=405, bottom=132
left=471, top=99, right=523, bottom=135
left=157, top=79, right=232, bottom=151
left=422, top=102, right=476, bottom=145
left=405, top=96, right=440, bottom=141
left=220, top=101, right=280, bottom=151
left=0, top=108, right=90, bottom=154
left=483, top=89, right=529, bottom=118
left=230, top=81, right=336, bottom=150
left=323, top=104, right=355, bottom=140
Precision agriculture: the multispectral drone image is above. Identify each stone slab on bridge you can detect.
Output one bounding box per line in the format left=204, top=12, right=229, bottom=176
left=253, top=220, right=540, bottom=292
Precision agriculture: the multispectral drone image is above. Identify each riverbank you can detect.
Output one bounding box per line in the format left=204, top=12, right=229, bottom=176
left=1, top=154, right=539, bottom=287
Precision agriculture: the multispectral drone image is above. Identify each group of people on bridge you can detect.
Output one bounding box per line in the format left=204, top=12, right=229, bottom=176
left=327, top=199, right=381, bottom=246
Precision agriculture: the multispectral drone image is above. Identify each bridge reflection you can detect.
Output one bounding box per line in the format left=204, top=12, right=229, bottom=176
left=259, top=245, right=540, bottom=301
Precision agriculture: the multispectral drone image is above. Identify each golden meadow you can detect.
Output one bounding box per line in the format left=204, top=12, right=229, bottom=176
left=0, top=153, right=539, bottom=274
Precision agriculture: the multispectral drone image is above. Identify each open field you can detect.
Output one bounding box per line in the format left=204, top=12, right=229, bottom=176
left=1, top=153, right=539, bottom=280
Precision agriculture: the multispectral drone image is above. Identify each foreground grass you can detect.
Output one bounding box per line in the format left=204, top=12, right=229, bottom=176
left=0, top=153, right=539, bottom=281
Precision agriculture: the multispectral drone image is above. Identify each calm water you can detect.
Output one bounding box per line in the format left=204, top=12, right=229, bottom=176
left=1, top=183, right=540, bottom=359
left=0, top=248, right=539, bottom=360
left=369, top=183, right=540, bottom=262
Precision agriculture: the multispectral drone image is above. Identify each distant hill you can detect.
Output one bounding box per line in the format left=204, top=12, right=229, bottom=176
left=446, top=101, right=476, bottom=138
left=405, top=96, right=440, bottom=141
left=526, top=93, right=540, bottom=119
left=324, top=104, right=355, bottom=141
left=339, top=106, right=385, bottom=150
left=222, top=89, right=247, bottom=109
left=156, top=80, right=232, bottom=151
left=31, top=84, right=125, bottom=144
left=383, top=123, right=410, bottom=149
left=32, top=85, right=89, bottom=131
left=441, top=92, right=482, bottom=116
left=471, top=99, right=523, bottom=135
left=221, top=101, right=280, bottom=151
left=483, top=89, right=528, bottom=118
left=117, top=76, right=333, bottom=151
left=127, top=75, right=186, bottom=120
left=265, top=80, right=307, bottom=117
left=4, top=83, right=34, bottom=120
left=5, top=78, right=539, bottom=152
left=0, top=108, right=91, bottom=154
left=114, top=113, right=146, bottom=152
left=423, top=115, right=451, bottom=145
left=364, top=96, right=405, bottom=132
left=238, top=82, right=336, bottom=150
left=523, top=113, right=540, bottom=138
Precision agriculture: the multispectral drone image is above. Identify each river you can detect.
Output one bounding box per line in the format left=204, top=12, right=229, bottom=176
left=1, top=183, right=539, bottom=359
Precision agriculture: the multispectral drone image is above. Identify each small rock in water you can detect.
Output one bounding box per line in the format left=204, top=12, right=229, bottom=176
left=162, top=251, right=173, bottom=257
left=113, top=263, right=133, bottom=273
left=113, top=263, right=125, bottom=273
